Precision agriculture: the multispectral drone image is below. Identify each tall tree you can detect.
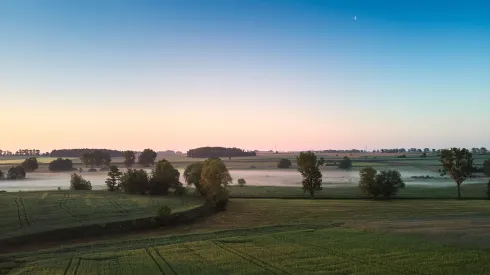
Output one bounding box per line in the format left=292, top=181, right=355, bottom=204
left=21, top=157, right=39, bottom=172
left=150, top=159, right=181, bottom=195
left=123, top=150, right=136, bottom=167
left=105, top=166, right=122, bottom=192
left=200, top=158, right=232, bottom=209
left=183, top=162, right=205, bottom=195
left=138, top=149, right=157, bottom=167
left=439, top=148, right=474, bottom=200
left=296, top=151, right=325, bottom=198
left=481, top=147, right=488, bottom=155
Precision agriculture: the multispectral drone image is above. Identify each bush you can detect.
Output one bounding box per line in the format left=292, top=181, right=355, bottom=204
left=338, top=156, right=352, bottom=169
left=70, top=174, right=92, bottom=191
left=237, top=178, right=246, bottom=187
left=7, top=166, right=26, bottom=179
left=120, top=169, right=150, bottom=194
left=359, top=167, right=405, bottom=199
left=21, top=157, right=38, bottom=172
left=157, top=205, right=171, bottom=217
left=277, top=158, right=292, bottom=169
left=49, top=158, right=74, bottom=171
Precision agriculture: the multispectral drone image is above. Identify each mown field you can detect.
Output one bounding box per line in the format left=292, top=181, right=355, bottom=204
left=3, top=198, right=490, bottom=274
left=0, top=191, right=203, bottom=241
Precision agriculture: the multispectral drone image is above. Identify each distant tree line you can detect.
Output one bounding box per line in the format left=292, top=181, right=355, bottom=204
left=0, top=149, right=42, bottom=156
left=187, top=147, right=256, bottom=158
left=50, top=149, right=125, bottom=158
left=0, top=166, right=27, bottom=180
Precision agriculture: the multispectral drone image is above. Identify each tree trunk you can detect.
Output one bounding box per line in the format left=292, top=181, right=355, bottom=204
left=457, top=183, right=462, bottom=200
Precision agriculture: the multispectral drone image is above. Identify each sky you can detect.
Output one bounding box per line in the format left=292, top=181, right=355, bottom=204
left=1, top=0, right=489, bottom=153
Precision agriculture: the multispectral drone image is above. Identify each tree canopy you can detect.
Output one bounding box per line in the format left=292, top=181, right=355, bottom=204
left=149, top=159, right=181, bottom=195
left=296, top=151, right=325, bottom=198
left=70, top=174, right=92, bottom=191
left=106, top=166, right=122, bottom=192
left=49, top=158, right=74, bottom=171
left=277, top=158, right=292, bottom=169
left=187, top=147, right=256, bottom=158
left=359, top=168, right=405, bottom=199
left=200, top=158, right=232, bottom=209
left=123, top=150, right=136, bottom=167
left=439, top=148, right=474, bottom=199
left=80, top=150, right=111, bottom=168
left=338, top=156, right=352, bottom=169
left=7, top=166, right=26, bottom=179
left=138, top=149, right=157, bottom=167
left=21, top=157, right=39, bottom=172
left=183, top=162, right=205, bottom=195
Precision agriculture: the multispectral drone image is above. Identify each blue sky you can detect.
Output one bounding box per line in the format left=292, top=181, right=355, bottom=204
left=1, top=0, right=489, bottom=152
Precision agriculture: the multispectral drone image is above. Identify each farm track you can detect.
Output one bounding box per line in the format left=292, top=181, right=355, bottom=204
left=106, top=197, right=130, bottom=216
left=58, top=193, right=81, bottom=222
left=274, top=233, right=423, bottom=275
left=145, top=248, right=166, bottom=275
left=73, top=258, right=81, bottom=275
left=62, top=257, right=73, bottom=275
left=18, top=198, right=30, bottom=227
left=213, top=240, right=290, bottom=275
left=154, top=247, right=178, bottom=275
left=13, top=198, right=24, bottom=231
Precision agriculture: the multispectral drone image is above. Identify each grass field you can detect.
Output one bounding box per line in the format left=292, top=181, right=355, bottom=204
left=0, top=191, right=203, bottom=241
left=3, top=198, right=490, bottom=274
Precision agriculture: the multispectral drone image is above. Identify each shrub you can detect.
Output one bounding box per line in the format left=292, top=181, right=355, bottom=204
left=7, top=166, right=26, bottom=179
left=237, top=178, right=246, bottom=187
left=70, top=173, right=92, bottom=191
left=277, top=158, right=292, bottom=169
left=338, top=156, right=352, bottom=169
left=359, top=167, right=405, bottom=199
left=49, top=158, right=74, bottom=171
left=21, top=157, right=38, bottom=172
left=157, top=205, right=171, bottom=217
left=120, top=169, right=150, bottom=194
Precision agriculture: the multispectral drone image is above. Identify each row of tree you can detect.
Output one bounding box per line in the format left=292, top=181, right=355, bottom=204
left=187, top=147, right=256, bottom=158
left=0, top=166, right=27, bottom=180
left=0, top=149, right=42, bottom=156
left=50, top=149, right=124, bottom=158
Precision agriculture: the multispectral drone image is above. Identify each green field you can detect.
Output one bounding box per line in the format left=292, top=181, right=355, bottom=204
left=0, top=191, right=203, bottom=241
left=3, top=198, right=490, bottom=274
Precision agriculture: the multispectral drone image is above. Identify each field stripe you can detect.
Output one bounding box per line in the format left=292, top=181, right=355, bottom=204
left=145, top=248, right=166, bottom=274
left=14, top=198, right=23, bottom=228
left=73, top=258, right=81, bottom=275
left=19, top=197, right=30, bottom=226
left=154, top=247, right=178, bottom=275
left=213, top=240, right=290, bottom=275
left=106, top=196, right=129, bottom=216
left=183, top=243, right=226, bottom=275
left=62, top=257, right=73, bottom=275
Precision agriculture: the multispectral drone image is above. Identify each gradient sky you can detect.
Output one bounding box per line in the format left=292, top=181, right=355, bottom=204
left=1, top=0, right=489, bottom=152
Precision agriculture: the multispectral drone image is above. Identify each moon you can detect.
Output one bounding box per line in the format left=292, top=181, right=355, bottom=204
left=354, top=16, right=357, bottom=21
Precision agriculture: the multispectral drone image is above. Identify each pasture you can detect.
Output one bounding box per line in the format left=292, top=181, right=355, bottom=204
left=0, top=191, right=202, bottom=241
left=3, top=199, right=490, bottom=274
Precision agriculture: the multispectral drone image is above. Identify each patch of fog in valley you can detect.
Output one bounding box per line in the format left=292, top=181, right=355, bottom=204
left=0, top=167, right=484, bottom=192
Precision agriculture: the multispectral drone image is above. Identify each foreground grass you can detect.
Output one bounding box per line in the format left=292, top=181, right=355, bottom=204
left=228, top=183, right=489, bottom=199
left=0, top=191, right=202, bottom=240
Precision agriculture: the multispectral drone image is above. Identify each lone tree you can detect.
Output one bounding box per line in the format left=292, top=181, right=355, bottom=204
left=296, top=151, right=325, bottom=198
left=123, top=150, right=136, bottom=167
left=277, top=158, right=292, bottom=169
left=439, top=148, right=474, bottom=200
left=70, top=174, right=92, bottom=191
left=483, top=159, right=490, bottom=177
left=183, top=162, right=205, bottom=196
left=21, top=157, right=38, bottom=172
left=7, top=166, right=26, bottom=179
left=150, top=159, right=181, bottom=195
left=359, top=168, right=405, bottom=199
left=105, top=165, right=122, bottom=192
left=200, top=158, right=232, bottom=210
left=237, top=178, right=246, bottom=187
left=138, top=149, right=157, bottom=167
left=338, top=156, right=352, bottom=169
left=481, top=147, right=488, bottom=155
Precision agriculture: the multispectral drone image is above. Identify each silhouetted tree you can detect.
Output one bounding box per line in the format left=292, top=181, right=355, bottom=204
left=439, top=148, right=474, bottom=200
left=277, top=158, right=292, bottom=169
left=123, top=150, right=136, bottom=167
left=106, top=166, right=122, bottom=192
left=21, top=157, right=38, bottom=172
left=483, top=159, right=490, bottom=177
left=183, top=162, right=205, bottom=195
left=149, top=159, right=181, bottom=195
left=120, top=169, right=150, bottom=194
left=187, top=147, right=256, bottom=158
left=297, top=151, right=325, bottom=198
left=49, top=158, right=74, bottom=171
left=359, top=168, right=405, bottom=199
left=138, top=149, right=157, bottom=167
left=200, top=158, right=232, bottom=209
left=70, top=174, right=92, bottom=191
left=7, top=166, right=26, bottom=179
left=338, top=156, right=352, bottom=169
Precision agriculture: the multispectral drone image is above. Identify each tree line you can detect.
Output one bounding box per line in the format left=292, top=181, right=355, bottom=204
left=50, top=149, right=125, bottom=158
left=0, top=149, right=42, bottom=156
left=187, top=147, right=256, bottom=158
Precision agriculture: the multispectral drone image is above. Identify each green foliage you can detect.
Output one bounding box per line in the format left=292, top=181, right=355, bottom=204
left=296, top=151, right=325, bottom=198
left=48, top=158, right=74, bottom=171
left=187, top=146, right=256, bottom=158
left=70, top=173, right=92, bottom=191
left=150, top=159, right=181, bottom=195
left=156, top=205, right=171, bottom=217
left=80, top=150, right=111, bottom=168
left=358, top=167, right=378, bottom=197
left=237, top=178, right=246, bottom=187
left=106, top=166, right=122, bottom=192
left=7, top=166, right=26, bottom=179
left=21, top=157, right=38, bottom=172
left=183, top=162, right=205, bottom=195
left=123, top=150, right=136, bottom=167
left=359, top=168, right=405, bottom=199
left=484, top=159, right=490, bottom=177
left=138, top=149, right=157, bottom=167
left=120, top=169, right=150, bottom=194
left=277, top=158, right=292, bottom=168
left=201, top=158, right=232, bottom=209
left=338, top=156, right=352, bottom=169
left=439, top=148, right=474, bottom=199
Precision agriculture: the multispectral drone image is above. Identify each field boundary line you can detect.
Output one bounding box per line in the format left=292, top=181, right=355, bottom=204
left=14, top=198, right=24, bottom=229
left=213, top=240, right=291, bottom=275
left=183, top=243, right=226, bottom=275
left=106, top=196, right=129, bottom=216
left=19, top=197, right=30, bottom=227
left=73, top=258, right=81, bottom=275
left=145, top=248, right=166, bottom=274
left=154, top=247, right=178, bottom=275
left=62, top=257, right=73, bottom=275
left=58, top=193, right=81, bottom=223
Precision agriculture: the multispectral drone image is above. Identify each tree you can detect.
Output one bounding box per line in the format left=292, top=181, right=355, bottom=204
left=481, top=147, right=488, bottom=155
left=296, top=151, right=325, bottom=198
left=472, top=148, right=480, bottom=155
left=237, top=178, right=246, bottom=187
left=359, top=168, right=405, bottom=199
left=483, top=159, right=490, bottom=177
left=80, top=151, right=92, bottom=168
left=106, top=166, right=122, bottom=192
left=120, top=169, right=150, bottom=194
left=183, top=162, right=205, bottom=195
left=70, top=173, right=92, bottom=190
left=138, top=149, right=157, bottom=167
left=487, top=180, right=490, bottom=200
left=424, top=148, right=430, bottom=153
left=149, top=159, right=181, bottom=195
left=200, top=158, right=232, bottom=209
left=123, top=150, right=136, bottom=167
left=277, top=158, right=292, bottom=169
left=439, top=148, right=474, bottom=200
left=421, top=152, right=427, bottom=158
left=21, top=157, right=38, bottom=172
left=48, top=158, right=74, bottom=171
left=338, top=156, right=352, bottom=169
